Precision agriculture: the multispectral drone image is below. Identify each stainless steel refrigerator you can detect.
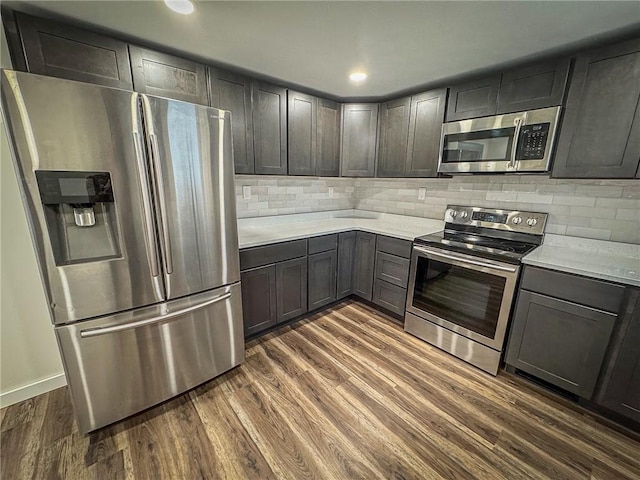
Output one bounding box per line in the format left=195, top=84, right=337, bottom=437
left=1, top=70, right=244, bottom=433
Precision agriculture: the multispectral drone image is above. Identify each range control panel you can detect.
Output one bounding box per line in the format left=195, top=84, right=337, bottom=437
left=445, top=206, right=547, bottom=236
left=516, top=123, right=550, bottom=160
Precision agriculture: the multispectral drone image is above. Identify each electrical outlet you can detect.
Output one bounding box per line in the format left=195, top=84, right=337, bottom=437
left=328, top=187, right=334, bottom=198
left=242, top=185, right=251, bottom=200
left=418, top=187, right=427, bottom=200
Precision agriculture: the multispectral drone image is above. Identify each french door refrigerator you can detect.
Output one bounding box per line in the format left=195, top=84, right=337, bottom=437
left=1, top=70, right=244, bottom=433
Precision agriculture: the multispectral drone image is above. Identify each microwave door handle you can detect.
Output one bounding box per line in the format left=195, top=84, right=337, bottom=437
left=131, top=119, right=160, bottom=277
left=79, top=292, right=232, bottom=338
left=510, top=116, right=523, bottom=169
left=413, top=246, right=517, bottom=273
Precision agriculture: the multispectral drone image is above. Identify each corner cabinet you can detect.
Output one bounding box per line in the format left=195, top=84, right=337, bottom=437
left=317, top=99, right=341, bottom=177
left=353, top=232, right=377, bottom=300
left=340, top=104, right=379, bottom=177
left=288, top=90, right=318, bottom=176
left=11, top=11, right=133, bottom=89
left=209, top=68, right=254, bottom=174
left=377, top=97, right=411, bottom=177
left=405, top=88, right=447, bottom=177
left=253, top=81, right=288, bottom=175
left=129, top=46, right=208, bottom=105
left=552, top=38, right=640, bottom=178
left=336, top=232, right=356, bottom=299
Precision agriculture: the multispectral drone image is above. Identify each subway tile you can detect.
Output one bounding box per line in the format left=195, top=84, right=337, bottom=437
left=486, top=192, right=518, bottom=202
left=616, top=209, right=640, bottom=221
left=575, top=185, right=623, bottom=197
left=595, top=197, right=640, bottom=209
left=552, top=195, right=596, bottom=207
left=516, top=193, right=553, bottom=204
left=569, top=206, right=617, bottom=218
left=565, top=226, right=612, bottom=241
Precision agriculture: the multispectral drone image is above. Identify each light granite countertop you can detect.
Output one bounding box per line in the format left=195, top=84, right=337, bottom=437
left=237, top=209, right=444, bottom=249
left=523, top=234, right=640, bottom=287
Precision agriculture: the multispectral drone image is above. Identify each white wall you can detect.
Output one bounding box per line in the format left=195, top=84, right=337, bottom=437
left=0, top=24, right=65, bottom=407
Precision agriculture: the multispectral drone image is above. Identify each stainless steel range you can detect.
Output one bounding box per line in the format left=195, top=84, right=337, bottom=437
left=404, top=205, right=547, bottom=375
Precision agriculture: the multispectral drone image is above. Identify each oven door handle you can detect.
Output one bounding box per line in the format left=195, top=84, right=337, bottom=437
left=413, top=246, right=518, bottom=273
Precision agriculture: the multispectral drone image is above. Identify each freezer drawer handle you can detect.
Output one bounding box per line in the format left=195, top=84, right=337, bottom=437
left=79, top=291, right=232, bottom=338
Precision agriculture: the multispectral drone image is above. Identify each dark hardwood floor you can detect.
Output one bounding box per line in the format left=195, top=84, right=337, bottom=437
left=2, top=300, right=639, bottom=479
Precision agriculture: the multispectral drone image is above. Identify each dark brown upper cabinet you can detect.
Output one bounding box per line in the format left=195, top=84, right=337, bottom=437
left=129, top=46, right=208, bottom=105
left=377, top=97, right=411, bottom=177
left=405, top=88, right=447, bottom=177
left=209, top=68, right=254, bottom=174
left=13, top=12, right=133, bottom=90
left=253, top=81, right=287, bottom=175
left=288, top=90, right=318, bottom=176
left=341, top=103, right=379, bottom=177
left=497, top=58, right=571, bottom=114
left=552, top=38, right=640, bottom=178
left=317, top=99, right=341, bottom=177
left=445, top=75, right=501, bottom=122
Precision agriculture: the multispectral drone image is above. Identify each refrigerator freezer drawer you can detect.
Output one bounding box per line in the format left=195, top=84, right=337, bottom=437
left=55, top=282, right=244, bottom=433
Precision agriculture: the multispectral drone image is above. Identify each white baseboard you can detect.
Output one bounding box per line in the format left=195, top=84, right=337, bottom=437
left=0, top=373, right=67, bottom=408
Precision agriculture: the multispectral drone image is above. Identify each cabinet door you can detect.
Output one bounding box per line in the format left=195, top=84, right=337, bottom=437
left=497, top=58, right=571, bottom=114
left=341, top=104, right=379, bottom=177
left=276, top=257, right=308, bottom=322
left=552, top=38, right=640, bottom=178
left=15, top=12, right=133, bottom=89
left=337, top=231, right=356, bottom=299
left=253, top=81, right=288, bottom=175
left=288, top=90, right=317, bottom=176
left=372, top=279, right=407, bottom=317
left=596, top=288, right=640, bottom=423
left=317, top=98, right=341, bottom=177
left=209, top=68, right=254, bottom=174
left=308, top=250, right=337, bottom=311
left=377, top=97, right=411, bottom=177
left=405, top=88, right=447, bottom=177
left=129, top=46, right=208, bottom=105
left=241, top=265, right=277, bottom=337
left=354, top=232, right=377, bottom=301
left=445, top=76, right=501, bottom=122
left=505, top=290, right=617, bottom=398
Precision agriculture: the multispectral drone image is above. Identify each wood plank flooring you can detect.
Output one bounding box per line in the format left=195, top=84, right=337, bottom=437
left=2, top=300, right=639, bottom=479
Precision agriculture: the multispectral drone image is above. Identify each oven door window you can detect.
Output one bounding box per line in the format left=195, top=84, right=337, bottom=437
left=411, top=256, right=506, bottom=339
left=442, top=127, right=515, bottom=163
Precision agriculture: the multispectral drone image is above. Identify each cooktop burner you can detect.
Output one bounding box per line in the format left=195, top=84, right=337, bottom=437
left=413, top=205, right=548, bottom=264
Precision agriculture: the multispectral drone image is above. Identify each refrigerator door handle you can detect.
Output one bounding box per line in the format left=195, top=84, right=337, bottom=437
left=148, top=132, right=174, bottom=275
left=79, top=291, right=232, bottom=338
left=131, top=127, right=160, bottom=278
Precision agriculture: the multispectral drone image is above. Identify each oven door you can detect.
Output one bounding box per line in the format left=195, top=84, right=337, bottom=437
left=406, top=245, right=519, bottom=350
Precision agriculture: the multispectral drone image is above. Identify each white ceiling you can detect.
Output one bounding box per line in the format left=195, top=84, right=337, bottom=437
left=4, top=1, right=640, bottom=99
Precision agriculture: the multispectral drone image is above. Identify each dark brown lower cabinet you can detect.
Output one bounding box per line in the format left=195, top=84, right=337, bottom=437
left=240, top=265, right=277, bottom=337
left=595, top=288, right=640, bottom=423
left=308, top=250, right=337, bottom=310
left=276, top=257, right=308, bottom=322
left=354, top=232, right=377, bottom=300
left=337, top=232, right=356, bottom=299
left=505, top=290, right=617, bottom=398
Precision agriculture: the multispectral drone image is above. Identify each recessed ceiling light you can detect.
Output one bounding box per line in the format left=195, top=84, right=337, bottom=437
left=349, top=72, right=368, bottom=82
left=164, top=0, right=195, bottom=15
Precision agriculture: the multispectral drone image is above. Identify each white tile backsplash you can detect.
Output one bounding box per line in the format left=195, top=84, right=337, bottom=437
left=235, top=175, right=640, bottom=244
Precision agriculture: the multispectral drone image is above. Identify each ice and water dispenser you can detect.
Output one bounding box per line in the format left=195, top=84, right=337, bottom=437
left=35, top=171, right=122, bottom=265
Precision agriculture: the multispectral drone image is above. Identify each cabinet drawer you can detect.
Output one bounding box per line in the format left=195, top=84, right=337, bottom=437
left=240, top=240, right=307, bottom=270
left=376, top=235, right=412, bottom=258
left=375, top=252, right=410, bottom=288
left=372, top=279, right=407, bottom=316
left=308, top=234, right=338, bottom=254
left=521, top=266, right=625, bottom=313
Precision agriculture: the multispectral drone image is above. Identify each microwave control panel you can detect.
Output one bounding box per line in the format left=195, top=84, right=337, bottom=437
left=516, top=123, right=550, bottom=160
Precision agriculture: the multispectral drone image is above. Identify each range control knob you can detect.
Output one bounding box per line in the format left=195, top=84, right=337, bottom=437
left=512, top=216, right=522, bottom=225
left=449, top=209, right=458, bottom=218
left=460, top=211, right=469, bottom=219
left=526, top=217, right=538, bottom=227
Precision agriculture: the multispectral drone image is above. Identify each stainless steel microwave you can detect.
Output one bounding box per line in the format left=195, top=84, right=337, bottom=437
left=438, top=106, right=562, bottom=174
